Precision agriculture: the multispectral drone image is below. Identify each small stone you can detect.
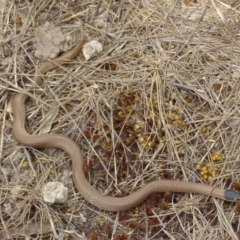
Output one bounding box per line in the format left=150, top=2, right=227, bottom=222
left=83, top=40, right=103, bottom=60
left=42, top=182, right=68, bottom=204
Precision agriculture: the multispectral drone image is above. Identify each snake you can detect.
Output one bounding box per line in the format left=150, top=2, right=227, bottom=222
left=12, top=37, right=240, bottom=212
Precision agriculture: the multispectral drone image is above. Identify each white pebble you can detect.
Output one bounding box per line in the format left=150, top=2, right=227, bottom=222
left=42, top=182, right=68, bottom=204
left=83, top=40, right=103, bottom=60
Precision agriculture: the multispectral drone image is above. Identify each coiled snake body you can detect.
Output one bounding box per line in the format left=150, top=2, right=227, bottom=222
left=12, top=38, right=240, bottom=211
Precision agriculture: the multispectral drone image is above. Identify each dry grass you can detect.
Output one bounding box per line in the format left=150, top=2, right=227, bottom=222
left=1, top=0, right=240, bottom=239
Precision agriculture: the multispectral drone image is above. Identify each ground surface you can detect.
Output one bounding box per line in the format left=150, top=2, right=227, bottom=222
left=1, top=0, right=240, bottom=239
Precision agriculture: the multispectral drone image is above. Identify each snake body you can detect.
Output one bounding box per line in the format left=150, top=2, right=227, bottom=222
left=12, top=38, right=240, bottom=211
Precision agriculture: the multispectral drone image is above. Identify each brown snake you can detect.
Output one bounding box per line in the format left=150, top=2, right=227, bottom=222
left=12, top=37, right=240, bottom=212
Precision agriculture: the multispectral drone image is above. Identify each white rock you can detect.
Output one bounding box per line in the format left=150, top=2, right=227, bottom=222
left=83, top=40, right=103, bottom=60
left=42, top=182, right=68, bottom=204
left=34, top=22, right=67, bottom=59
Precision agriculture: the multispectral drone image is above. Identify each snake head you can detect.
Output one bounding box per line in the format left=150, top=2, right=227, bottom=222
left=225, top=190, right=240, bottom=201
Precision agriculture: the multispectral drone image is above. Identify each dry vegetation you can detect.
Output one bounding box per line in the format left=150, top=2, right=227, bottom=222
left=1, top=0, right=240, bottom=239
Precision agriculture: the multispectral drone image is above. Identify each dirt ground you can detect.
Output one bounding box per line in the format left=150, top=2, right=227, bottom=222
left=1, top=0, right=240, bottom=239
